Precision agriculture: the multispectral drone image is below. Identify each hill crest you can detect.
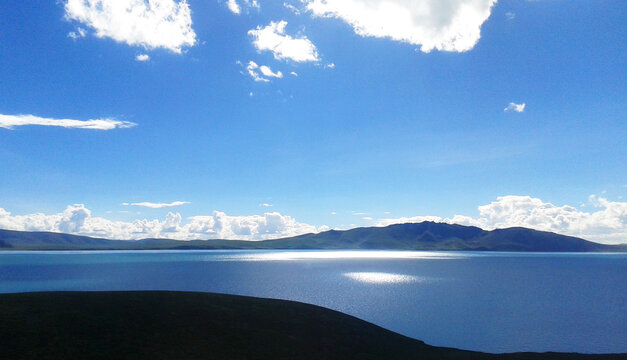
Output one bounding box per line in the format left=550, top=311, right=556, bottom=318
left=0, top=221, right=625, bottom=252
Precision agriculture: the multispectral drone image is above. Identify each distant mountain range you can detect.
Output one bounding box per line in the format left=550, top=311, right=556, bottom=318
left=1, top=222, right=625, bottom=252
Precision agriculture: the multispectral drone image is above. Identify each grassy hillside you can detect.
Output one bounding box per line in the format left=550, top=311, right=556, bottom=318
left=1, top=222, right=625, bottom=252
left=1, top=291, right=624, bottom=360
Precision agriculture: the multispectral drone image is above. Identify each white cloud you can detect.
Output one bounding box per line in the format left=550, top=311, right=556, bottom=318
left=246, top=61, right=269, bottom=82
left=505, top=102, right=526, bottom=112
left=5, top=197, right=625, bottom=243
left=0, top=114, right=136, bottom=130
left=0, top=205, right=322, bottom=241
left=259, top=65, right=283, bottom=78
left=303, top=0, right=496, bottom=53
left=67, top=27, right=86, bottom=39
left=506, top=12, right=515, bottom=20
left=284, top=2, right=301, bottom=15
left=122, top=201, right=189, bottom=208
left=226, top=0, right=259, bottom=14
left=244, top=61, right=283, bottom=82
left=248, top=20, right=319, bottom=62
left=227, top=0, right=241, bottom=14
left=260, top=203, right=273, bottom=207
left=377, top=195, right=627, bottom=244
left=64, top=0, right=196, bottom=53
left=290, top=71, right=298, bottom=76
left=135, top=54, right=150, bottom=61
left=325, top=62, right=335, bottom=69
left=362, top=216, right=373, bottom=221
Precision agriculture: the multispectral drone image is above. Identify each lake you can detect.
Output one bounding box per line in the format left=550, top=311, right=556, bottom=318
left=0, top=250, right=625, bottom=354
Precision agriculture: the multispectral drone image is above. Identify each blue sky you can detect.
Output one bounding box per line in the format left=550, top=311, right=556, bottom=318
left=0, top=0, right=625, bottom=243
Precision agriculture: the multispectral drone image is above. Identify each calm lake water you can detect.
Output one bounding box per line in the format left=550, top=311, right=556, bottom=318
left=1, top=250, right=625, bottom=354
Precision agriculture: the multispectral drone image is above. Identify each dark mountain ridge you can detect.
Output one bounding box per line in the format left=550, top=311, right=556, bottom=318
left=0, top=222, right=625, bottom=251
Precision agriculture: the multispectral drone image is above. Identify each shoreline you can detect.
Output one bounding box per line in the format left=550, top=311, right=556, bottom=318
left=1, top=291, right=625, bottom=359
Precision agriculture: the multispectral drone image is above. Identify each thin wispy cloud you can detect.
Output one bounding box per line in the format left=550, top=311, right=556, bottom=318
left=64, top=0, right=196, bottom=53
left=122, top=201, right=189, bottom=209
left=226, top=0, right=259, bottom=14
left=243, top=61, right=283, bottom=82
left=504, top=102, right=526, bottom=112
left=67, top=27, right=86, bottom=40
left=248, top=20, right=319, bottom=62
left=283, top=2, right=300, bottom=15
left=245, top=61, right=268, bottom=82
left=260, top=203, right=273, bottom=207
left=304, top=0, right=497, bottom=52
left=0, top=114, right=136, bottom=130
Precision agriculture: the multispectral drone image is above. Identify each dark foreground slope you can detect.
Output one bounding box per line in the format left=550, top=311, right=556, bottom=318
left=1, top=222, right=626, bottom=251
left=0, top=292, right=624, bottom=360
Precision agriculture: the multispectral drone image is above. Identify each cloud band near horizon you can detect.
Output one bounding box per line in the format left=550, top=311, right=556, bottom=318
left=0, top=195, right=625, bottom=244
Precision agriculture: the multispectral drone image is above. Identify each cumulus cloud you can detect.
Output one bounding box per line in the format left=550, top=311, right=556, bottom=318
left=135, top=54, right=150, bottom=61
left=0, top=206, right=321, bottom=241
left=244, top=61, right=283, bottom=82
left=122, top=201, right=189, bottom=208
left=64, top=0, right=196, bottom=53
left=505, top=102, right=526, bottom=112
left=303, top=0, right=497, bottom=52
left=0, top=114, right=136, bottom=130
left=248, top=20, right=319, bottom=62
left=290, top=71, right=298, bottom=76
left=377, top=195, right=627, bottom=244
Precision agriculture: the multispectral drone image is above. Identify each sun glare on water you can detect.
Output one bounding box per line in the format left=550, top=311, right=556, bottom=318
left=343, top=272, right=422, bottom=284
left=218, top=250, right=465, bottom=262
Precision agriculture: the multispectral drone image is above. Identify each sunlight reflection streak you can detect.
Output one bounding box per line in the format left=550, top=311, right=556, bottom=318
left=211, top=250, right=467, bottom=262
left=343, top=272, right=422, bottom=284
